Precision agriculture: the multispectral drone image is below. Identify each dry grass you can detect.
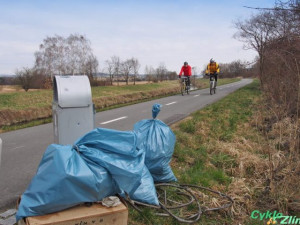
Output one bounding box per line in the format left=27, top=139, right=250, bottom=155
left=166, top=80, right=300, bottom=224
left=111, top=81, right=152, bottom=86
left=0, top=85, right=39, bottom=93
left=93, top=87, right=180, bottom=110
left=208, top=112, right=300, bottom=223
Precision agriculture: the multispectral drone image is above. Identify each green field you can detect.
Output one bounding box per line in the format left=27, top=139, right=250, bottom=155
left=0, top=79, right=239, bottom=111
left=0, top=81, right=178, bottom=111
left=0, top=78, right=241, bottom=132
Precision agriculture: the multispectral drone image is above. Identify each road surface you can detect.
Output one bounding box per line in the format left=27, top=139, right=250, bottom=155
left=0, top=79, right=252, bottom=210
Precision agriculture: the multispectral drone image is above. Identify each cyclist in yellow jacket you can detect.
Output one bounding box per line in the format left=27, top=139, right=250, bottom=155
left=205, top=58, right=220, bottom=86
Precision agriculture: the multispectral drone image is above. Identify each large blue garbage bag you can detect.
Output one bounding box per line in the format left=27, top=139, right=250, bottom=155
left=130, top=165, right=159, bottom=205
left=134, top=104, right=177, bottom=182
left=119, top=164, right=159, bottom=205
left=16, top=128, right=159, bottom=221
left=16, top=144, right=117, bottom=221
left=75, top=128, right=144, bottom=195
left=75, top=128, right=159, bottom=205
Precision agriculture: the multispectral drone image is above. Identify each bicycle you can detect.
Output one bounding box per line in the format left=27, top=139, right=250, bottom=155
left=206, top=74, right=217, bottom=95
left=179, top=76, right=190, bottom=96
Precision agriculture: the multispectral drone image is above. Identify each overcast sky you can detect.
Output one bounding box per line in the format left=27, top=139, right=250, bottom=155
left=0, top=0, right=275, bottom=75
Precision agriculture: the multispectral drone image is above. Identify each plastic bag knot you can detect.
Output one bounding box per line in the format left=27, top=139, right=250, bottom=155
left=73, top=145, right=80, bottom=153
left=152, top=104, right=161, bottom=119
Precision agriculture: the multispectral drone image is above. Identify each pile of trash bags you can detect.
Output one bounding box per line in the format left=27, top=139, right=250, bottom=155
left=16, top=104, right=177, bottom=221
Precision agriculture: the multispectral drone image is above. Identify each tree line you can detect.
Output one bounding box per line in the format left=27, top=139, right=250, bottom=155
left=4, top=34, right=180, bottom=91
left=1, top=32, right=259, bottom=91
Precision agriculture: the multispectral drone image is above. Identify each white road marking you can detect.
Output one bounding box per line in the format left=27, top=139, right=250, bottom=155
left=9, top=146, right=25, bottom=151
left=100, top=116, right=127, bottom=125
left=194, top=95, right=199, bottom=97
left=165, top=101, right=177, bottom=106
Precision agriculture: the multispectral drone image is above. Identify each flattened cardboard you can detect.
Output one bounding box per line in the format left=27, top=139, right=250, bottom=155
left=18, top=203, right=128, bottom=225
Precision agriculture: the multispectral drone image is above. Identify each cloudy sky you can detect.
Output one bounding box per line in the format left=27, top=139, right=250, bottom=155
left=0, top=0, right=275, bottom=75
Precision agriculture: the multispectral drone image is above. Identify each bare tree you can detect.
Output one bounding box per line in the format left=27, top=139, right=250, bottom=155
left=219, top=60, right=251, bottom=78
left=131, top=58, right=140, bottom=85
left=234, top=5, right=299, bottom=86
left=15, top=67, right=35, bottom=92
left=234, top=11, right=277, bottom=85
left=105, top=58, right=114, bottom=85
left=167, top=71, right=177, bottom=80
left=121, top=59, right=133, bottom=85
left=156, top=63, right=167, bottom=82
left=84, top=54, right=99, bottom=82
left=34, top=34, right=98, bottom=78
left=110, top=56, right=121, bottom=86
left=145, top=65, right=155, bottom=83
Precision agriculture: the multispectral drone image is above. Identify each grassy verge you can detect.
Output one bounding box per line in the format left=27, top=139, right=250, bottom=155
left=127, top=80, right=280, bottom=224
left=0, top=81, right=178, bottom=111
left=194, top=77, right=241, bottom=89
left=0, top=78, right=241, bottom=132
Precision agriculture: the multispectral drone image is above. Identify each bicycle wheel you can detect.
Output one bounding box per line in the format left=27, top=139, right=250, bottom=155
left=210, top=82, right=213, bottom=95
left=186, top=83, right=189, bottom=95
left=181, top=82, right=185, bottom=96
left=214, top=82, right=217, bottom=94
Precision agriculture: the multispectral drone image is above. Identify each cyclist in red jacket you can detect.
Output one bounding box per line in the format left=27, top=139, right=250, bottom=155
left=179, top=62, right=192, bottom=88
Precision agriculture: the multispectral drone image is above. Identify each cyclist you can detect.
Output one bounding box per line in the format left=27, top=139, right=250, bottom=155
left=179, top=61, right=192, bottom=89
left=205, top=58, right=220, bottom=87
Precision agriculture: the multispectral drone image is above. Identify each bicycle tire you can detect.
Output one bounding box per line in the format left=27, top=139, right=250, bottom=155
left=186, top=84, right=189, bottom=95
left=210, top=82, right=213, bottom=95
left=181, top=82, right=185, bottom=96
left=214, top=82, right=217, bottom=94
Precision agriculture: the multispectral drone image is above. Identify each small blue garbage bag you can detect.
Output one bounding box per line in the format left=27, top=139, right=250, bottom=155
left=134, top=104, right=177, bottom=182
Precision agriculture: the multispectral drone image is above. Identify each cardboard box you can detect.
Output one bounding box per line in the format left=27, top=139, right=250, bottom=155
left=17, top=203, right=128, bottom=225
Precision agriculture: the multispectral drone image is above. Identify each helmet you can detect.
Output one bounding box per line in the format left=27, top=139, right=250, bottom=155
left=184, top=62, right=188, bottom=65
left=210, top=58, right=215, bottom=63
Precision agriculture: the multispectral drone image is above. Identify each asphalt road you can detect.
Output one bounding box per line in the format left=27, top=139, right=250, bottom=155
left=0, top=79, right=252, bottom=211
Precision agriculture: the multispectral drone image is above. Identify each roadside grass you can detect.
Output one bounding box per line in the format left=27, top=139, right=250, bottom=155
left=128, top=79, right=265, bottom=225
left=0, top=78, right=240, bottom=132
left=195, top=77, right=241, bottom=89
left=0, top=81, right=178, bottom=111
left=0, top=78, right=240, bottom=111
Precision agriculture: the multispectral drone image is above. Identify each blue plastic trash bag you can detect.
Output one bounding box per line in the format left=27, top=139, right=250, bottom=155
left=16, top=144, right=116, bottom=221
left=75, top=128, right=143, bottom=195
left=152, top=103, right=161, bottom=119
left=120, top=165, right=159, bottom=205
left=134, top=104, right=177, bottom=182
left=75, top=128, right=159, bottom=205
left=16, top=128, right=159, bottom=221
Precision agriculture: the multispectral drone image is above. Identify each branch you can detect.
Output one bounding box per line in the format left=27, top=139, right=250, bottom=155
left=243, top=6, right=300, bottom=11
